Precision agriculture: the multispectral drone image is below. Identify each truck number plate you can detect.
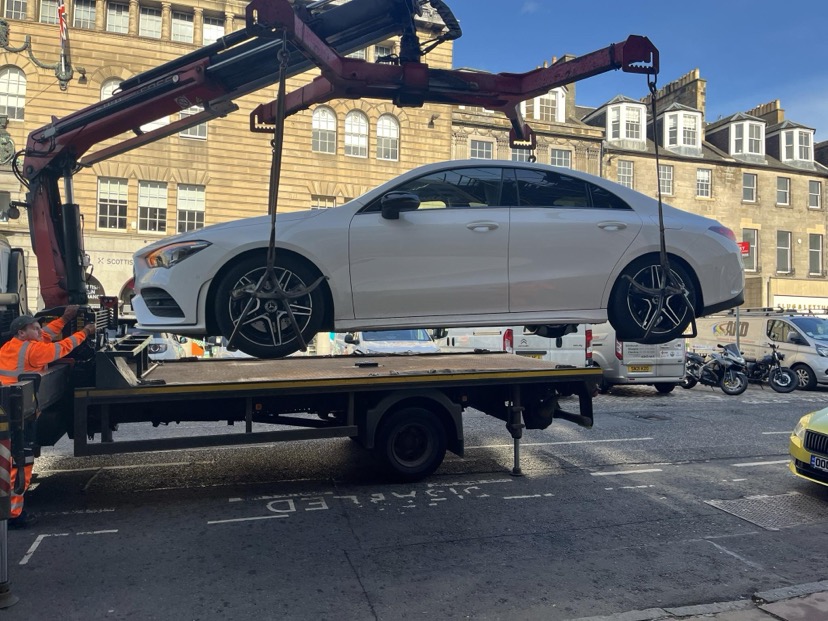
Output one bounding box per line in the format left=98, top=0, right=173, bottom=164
left=518, top=353, right=543, bottom=359
left=627, top=365, right=651, bottom=373
left=811, top=455, right=828, bottom=472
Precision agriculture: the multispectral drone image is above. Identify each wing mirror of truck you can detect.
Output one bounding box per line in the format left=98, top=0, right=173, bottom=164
left=381, top=192, right=420, bottom=220
left=430, top=328, right=448, bottom=340
left=344, top=332, right=359, bottom=344
left=787, top=333, right=807, bottom=346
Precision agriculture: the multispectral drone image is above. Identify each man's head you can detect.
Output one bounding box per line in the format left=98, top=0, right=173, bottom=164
left=9, top=315, right=42, bottom=341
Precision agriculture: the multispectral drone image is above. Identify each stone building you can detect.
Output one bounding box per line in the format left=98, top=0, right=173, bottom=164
left=2, top=0, right=828, bottom=317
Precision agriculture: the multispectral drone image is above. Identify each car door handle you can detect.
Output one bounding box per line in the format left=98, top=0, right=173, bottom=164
left=598, top=221, right=627, bottom=231
left=466, top=222, right=499, bottom=232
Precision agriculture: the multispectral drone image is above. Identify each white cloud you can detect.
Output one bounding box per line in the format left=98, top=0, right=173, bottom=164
left=520, top=1, right=540, bottom=14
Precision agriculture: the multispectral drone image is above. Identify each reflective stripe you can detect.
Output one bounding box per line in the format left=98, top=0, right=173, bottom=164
left=42, top=326, right=59, bottom=339
left=69, top=335, right=79, bottom=347
left=0, top=342, right=31, bottom=379
left=53, top=343, right=60, bottom=358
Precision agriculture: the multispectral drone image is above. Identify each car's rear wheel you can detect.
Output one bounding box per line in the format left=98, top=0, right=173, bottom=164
left=609, top=257, right=697, bottom=345
left=654, top=382, right=675, bottom=394
left=213, top=254, right=325, bottom=359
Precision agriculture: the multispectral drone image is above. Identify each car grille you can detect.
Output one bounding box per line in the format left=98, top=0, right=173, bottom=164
left=141, top=288, right=184, bottom=318
left=794, top=459, right=828, bottom=485
left=804, top=430, right=828, bottom=457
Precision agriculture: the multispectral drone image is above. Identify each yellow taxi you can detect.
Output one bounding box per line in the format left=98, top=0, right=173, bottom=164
left=790, top=407, right=828, bottom=487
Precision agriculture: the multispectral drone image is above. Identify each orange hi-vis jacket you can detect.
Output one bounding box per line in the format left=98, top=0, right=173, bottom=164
left=0, top=317, right=88, bottom=385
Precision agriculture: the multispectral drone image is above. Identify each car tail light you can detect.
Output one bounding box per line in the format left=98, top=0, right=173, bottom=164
left=585, top=328, right=593, bottom=362
left=709, top=225, right=736, bottom=242
left=615, top=338, right=623, bottom=360
left=503, top=328, right=514, bottom=354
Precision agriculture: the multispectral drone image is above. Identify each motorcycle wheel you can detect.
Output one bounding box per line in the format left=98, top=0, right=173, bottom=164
left=769, top=368, right=798, bottom=394
left=680, top=376, right=697, bottom=389
left=720, top=370, right=748, bottom=396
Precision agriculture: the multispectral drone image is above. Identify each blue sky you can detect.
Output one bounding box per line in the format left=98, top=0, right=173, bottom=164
left=448, top=0, right=827, bottom=141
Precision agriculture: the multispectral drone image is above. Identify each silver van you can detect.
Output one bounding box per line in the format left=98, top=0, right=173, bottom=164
left=332, top=329, right=441, bottom=355
left=692, top=309, right=828, bottom=389
left=591, top=322, right=685, bottom=393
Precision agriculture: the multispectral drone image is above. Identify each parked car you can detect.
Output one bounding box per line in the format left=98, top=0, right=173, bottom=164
left=332, top=329, right=440, bottom=355
left=790, top=407, right=828, bottom=487
left=131, top=160, right=745, bottom=358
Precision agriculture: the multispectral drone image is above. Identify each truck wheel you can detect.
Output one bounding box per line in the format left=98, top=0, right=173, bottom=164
left=609, top=256, right=697, bottom=345
left=213, top=254, right=325, bottom=359
left=792, top=364, right=817, bottom=390
left=654, top=383, right=675, bottom=394
left=375, top=407, right=447, bottom=482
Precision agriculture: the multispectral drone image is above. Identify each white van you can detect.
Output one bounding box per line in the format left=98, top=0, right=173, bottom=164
left=590, top=322, right=685, bottom=393
left=691, top=308, right=828, bottom=389
left=434, top=325, right=591, bottom=368
left=332, top=329, right=441, bottom=355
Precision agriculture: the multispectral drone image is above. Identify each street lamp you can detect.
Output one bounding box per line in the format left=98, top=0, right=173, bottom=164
left=0, top=18, right=86, bottom=90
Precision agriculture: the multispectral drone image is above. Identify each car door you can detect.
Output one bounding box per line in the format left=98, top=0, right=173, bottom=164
left=349, top=166, right=509, bottom=319
left=506, top=167, right=643, bottom=312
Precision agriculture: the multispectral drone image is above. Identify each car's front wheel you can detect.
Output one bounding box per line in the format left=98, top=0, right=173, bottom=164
left=213, top=254, right=325, bottom=358
left=609, top=256, right=697, bottom=345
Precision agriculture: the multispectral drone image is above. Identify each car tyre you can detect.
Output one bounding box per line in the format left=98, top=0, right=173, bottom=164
left=374, top=407, right=447, bottom=482
left=609, top=256, right=697, bottom=345
left=792, top=364, right=817, bottom=390
left=654, top=382, right=675, bottom=394
left=213, top=254, right=324, bottom=359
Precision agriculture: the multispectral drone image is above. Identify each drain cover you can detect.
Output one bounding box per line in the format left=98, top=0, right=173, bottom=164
left=706, top=492, right=828, bottom=530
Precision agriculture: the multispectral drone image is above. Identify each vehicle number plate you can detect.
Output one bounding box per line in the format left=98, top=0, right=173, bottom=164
left=811, top=455, right=828, bottom=472
left=518, top=353, right=544, bottom=359
left=627, top=365, right=651, bottom=372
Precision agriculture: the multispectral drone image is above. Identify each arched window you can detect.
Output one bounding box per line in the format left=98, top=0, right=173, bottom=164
left=311, top=106, right=337, bottom=153
left=376, top=114, right=399, bottom=161
left=0, top=66, right=26, bottom=120
left=100, top=77, right=121, bottom=100
left=344, top=110, right=368, bottom=157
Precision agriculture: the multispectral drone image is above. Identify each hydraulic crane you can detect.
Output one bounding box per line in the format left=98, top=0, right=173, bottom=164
left=18, top=0, right=658, bottom=314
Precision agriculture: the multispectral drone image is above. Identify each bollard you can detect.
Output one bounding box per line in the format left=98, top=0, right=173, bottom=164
left=0, top=401, right=19, bottom=608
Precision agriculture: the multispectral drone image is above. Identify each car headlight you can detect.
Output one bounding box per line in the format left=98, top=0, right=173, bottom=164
left=148, top=343, right=167, bottom=354
left=143, top=241, right=211, bottom=269
left=817, top=345, right=828, bottom=357
left=793, top=414, right=812, bottom=440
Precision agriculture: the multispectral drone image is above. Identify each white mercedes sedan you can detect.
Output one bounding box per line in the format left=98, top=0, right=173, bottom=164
left=132, top=160, right=744, bottom=358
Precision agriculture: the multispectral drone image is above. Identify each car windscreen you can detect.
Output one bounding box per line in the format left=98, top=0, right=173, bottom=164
left=790, top=317, right=828, bottom=341
left=362, top=329, right=430, bottom=342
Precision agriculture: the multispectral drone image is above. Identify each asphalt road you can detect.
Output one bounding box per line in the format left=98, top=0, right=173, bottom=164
left=3, top=383, right=828, bottom=620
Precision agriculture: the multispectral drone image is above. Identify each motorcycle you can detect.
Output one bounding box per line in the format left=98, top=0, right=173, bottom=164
left=742, top=342, right=798, bottom=393
left=681, top=343, right=749, bottom=395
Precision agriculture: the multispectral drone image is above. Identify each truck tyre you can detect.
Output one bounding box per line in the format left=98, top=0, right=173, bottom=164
left=608, top=256, right=697, bottom=345
left=375, top=407, right=447, bottom=482
left=654, top=383, right=675, bottom=394
left=213, top=254, right=325, bottom=359
left=792, top=364, right=817, bottom=390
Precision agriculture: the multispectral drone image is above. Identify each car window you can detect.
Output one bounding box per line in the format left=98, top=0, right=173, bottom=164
left=362, top=329, right=431, bottom=342
left=363, top=167, right=503, bottom=211
left=514, top=168, right=590, bottom=207
left=767, top=319, right=804, bottom=343
left=791, top=317, right=828, bottom=341
left=589, top=184, right=633, bottom=210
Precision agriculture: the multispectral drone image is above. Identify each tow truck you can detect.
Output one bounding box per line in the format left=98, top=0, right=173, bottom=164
left=3, top=0, right=659, bottom=484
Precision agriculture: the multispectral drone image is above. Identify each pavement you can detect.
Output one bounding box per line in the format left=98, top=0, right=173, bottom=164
left=569, top=580, right=828, bottom=621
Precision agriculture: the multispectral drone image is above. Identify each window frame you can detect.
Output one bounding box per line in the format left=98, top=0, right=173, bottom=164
left=376, top=114, right=399, bottom=161
left=696, top=168, right=712, bottom=198
left=202, top=15, right=225, bottom=45
left=171, top=11, right=194, bottom=43
left=665, top=111, right=701, bottom=148
left=106, top=1, right=129, bottom=33
left=469, top=138, right=494, bottom=160
left=344, top=110, right=369, bottom=158
left=137, top=180, right=168, bottom=234
left=776, top=230, right=792, bottom=274
left=179, top=106, right=207, bottom=140
left=72, top=0, right=96, bottom=29
left=0, top=66, right=26, bottom=121
left=5, top=0, right=27, bottom=20
left=809, top=233, right=823, bottom=276
left=549, top=148, right=571, bottom=168
left=776, top=177, right=791, bottom=206
left=607, top=103, right=646, bottom=142
left=616, top=160, right=634, bottom=189
left=732, top=121, right=764, bottom=156
left=97, top=177, right=128, bottom=231
left=139, top=6, right=162, bottom=38
left=311, top=106, right=337, bottom=154
left=658, top=164, right=673, bottom=196
left=742, top=228, right=758, bottom=272
left=809, top=180, right=822, bottom=210
left=742, top=172, right=757, bottom=203
left=176, top=184, right=205, bottom=233
left=40, top=0, right=58, bottom=23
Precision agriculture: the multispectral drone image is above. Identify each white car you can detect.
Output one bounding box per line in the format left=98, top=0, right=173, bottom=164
left=332, top=329, right=441, bottom=355
left=132, top=160, right=744, bottom=358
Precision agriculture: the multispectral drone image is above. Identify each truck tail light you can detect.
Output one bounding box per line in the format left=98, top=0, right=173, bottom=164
left=585, top=328, right=593, bottom=362
left=503, top=328, right=514, bottom=354
left=615, top=338, right=623, bottom=360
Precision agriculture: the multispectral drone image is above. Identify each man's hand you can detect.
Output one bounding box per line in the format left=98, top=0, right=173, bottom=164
left=62, top=304, right=80, bottom=322
left=82, top=323, right=96, bottom=338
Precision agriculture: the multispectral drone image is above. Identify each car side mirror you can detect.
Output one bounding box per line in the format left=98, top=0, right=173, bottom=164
left=788, top=334, right=806, bottom=345
left=344, top=333, right=359, bottom=344
left=381, top=192, right=420, bottom=220
left=430, top=328, right=447, bottom=340
left=178, top=336, right=188, bottom=344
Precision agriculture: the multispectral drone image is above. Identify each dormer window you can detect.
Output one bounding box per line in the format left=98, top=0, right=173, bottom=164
left=665, top=112, right=701, bottom=148
left=522, top=88, right=565, bottom=123
left=782, top=129, right=813, bottom=162
left=607, top=103, right=645, bottom=142
left=732, top=121, right=764, bottom=156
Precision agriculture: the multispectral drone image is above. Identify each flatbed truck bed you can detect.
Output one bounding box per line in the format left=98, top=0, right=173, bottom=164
left=20, top=351, right=602, bottom=481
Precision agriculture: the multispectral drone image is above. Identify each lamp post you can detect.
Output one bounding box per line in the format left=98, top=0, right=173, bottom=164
left=0, top=18, right=86, bottom=91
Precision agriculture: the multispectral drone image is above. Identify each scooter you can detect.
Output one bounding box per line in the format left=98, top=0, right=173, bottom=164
left=681, top=343, right=749, bottom=395
left=742, top=342, right=798, bottom=393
